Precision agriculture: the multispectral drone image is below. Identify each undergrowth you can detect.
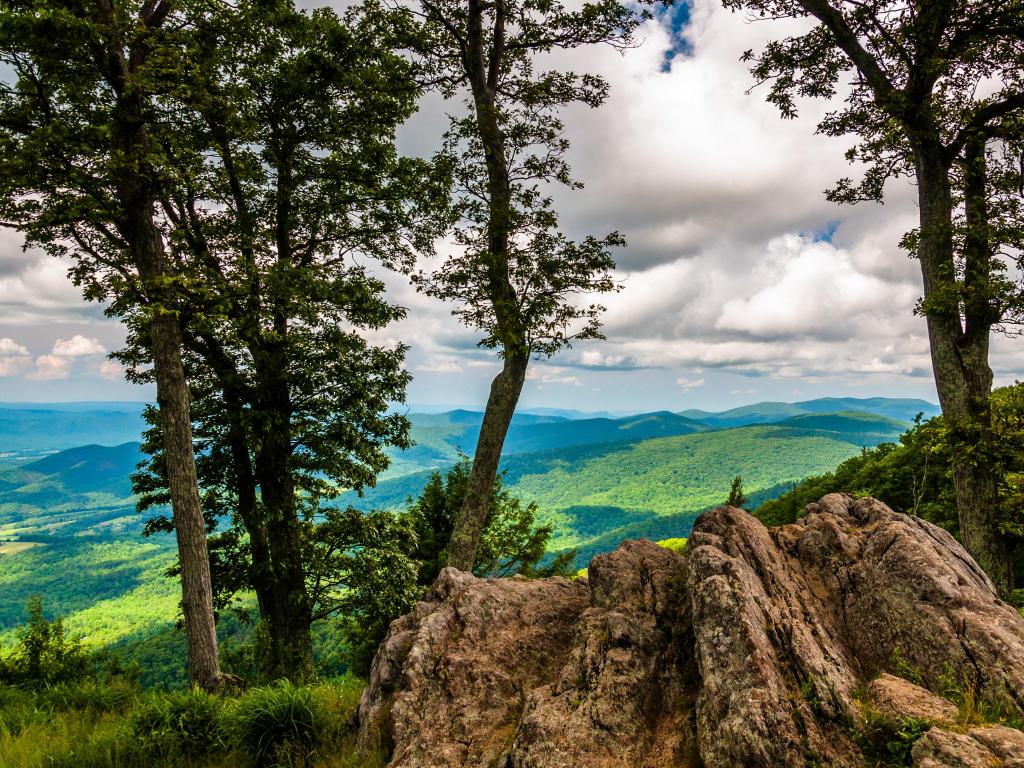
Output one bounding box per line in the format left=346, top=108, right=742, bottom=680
left=0, top=676, right=382, bottom=768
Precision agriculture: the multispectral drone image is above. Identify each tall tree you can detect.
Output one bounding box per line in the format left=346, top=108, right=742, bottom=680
left=722, top=0, right=1024, bottom=593
left=408, top=0, right=642, bottom=570
left=0, top=0, right=222, bottom=688
left=127, top=0, right=443, bottom=679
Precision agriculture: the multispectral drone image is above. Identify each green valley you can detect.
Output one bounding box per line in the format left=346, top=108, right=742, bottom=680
left=0, top=400, right=915, bottom=686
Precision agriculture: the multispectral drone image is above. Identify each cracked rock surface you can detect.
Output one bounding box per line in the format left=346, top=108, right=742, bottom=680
left=357, top=494, right=1024, bottom=767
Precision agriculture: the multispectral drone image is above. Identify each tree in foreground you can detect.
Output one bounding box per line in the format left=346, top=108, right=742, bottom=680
left=128, top=0, right=443, bottom=679
left=0, top=0, right=221, bottom=687
left=407, top=0, right=643, bottom=571
left=723, top=0, right=1024, bottom=593
left=755, top=384, right=1024, bottom=596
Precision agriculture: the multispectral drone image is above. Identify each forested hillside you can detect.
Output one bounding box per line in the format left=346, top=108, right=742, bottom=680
left=0, top=403, right=910, bottom=672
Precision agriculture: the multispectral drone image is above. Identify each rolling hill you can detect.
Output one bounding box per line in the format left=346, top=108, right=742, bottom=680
left=343, top=410, right=910, bottom=560
left=0, top=402, right=147, bottom=457
left=0, top=399, right=916, bottom=685
left=680, top=396, right=938, bottom=428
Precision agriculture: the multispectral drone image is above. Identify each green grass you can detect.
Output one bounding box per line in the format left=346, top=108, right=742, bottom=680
left=0, top=677, right=377, bottom=768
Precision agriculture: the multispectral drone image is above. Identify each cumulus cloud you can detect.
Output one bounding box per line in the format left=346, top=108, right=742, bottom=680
left=527, top=365, right=583, bottom=387
left=0, top=337, right=31, bottom=377
left=0, top=338, right=28, bottom=356
left=97, top=360, right=125, bottom=381
left=0, top=0, right=1014, bottom=405
left=52, top=335, right=107, bottom=357
left=28, top=354, right=71, bottom=381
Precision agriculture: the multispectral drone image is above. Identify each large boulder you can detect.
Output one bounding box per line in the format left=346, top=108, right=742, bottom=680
left=357, top=494, right=1024, bottom=767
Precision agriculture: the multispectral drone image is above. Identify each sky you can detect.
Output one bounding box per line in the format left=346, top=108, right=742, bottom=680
left=0, top=0, right=1020, bottom=411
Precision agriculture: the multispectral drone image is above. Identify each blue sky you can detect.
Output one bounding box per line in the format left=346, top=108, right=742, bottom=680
left=1, top=0, right=1018, bottom=411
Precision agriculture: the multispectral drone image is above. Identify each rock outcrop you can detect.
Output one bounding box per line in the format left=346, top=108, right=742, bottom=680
left=357, top=494, right=1024, bottom=767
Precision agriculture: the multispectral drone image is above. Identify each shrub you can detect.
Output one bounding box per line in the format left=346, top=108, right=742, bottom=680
left=0, top=597, right=88, bottom=688
left=0, top=685, right=38, bottom=737
left=232, top=681, right=328, bottom=767
left=130, top=688, right=228, bottom=758
left=37, top=679, right=137, bottom=714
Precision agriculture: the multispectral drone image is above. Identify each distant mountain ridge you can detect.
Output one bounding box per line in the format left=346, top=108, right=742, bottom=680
left=0, top=403, right=147, bottom=456
left=342, top=409, right=910, bottom=564
left=679, top=396, right=938, bottom=428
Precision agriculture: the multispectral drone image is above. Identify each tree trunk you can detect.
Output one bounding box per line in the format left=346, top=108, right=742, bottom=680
left=447, top=352, right=529, bottom=571
left=915, top=143, right=1013, bottom=595
left=223, top=385, right=274, bottom=623
left=447, top=0, right=529, bottom=572
left=254, top=428, right=313, bottom=679
left=150, top=313, right=223, bottom=689
left=252, top=336, right=314, bottom=681
left=94, top=0, right=221, bottom=688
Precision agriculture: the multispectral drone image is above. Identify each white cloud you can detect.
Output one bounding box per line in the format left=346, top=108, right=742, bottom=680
left=0, top=355, right=30, bottom=377
left=415, top=358, right=464, bottom=374
left=28, top=354, right=71, bottom=380
left=0, top=0, right=1011, bottom=405
left=0, top=338, right=28, bottom=356
left=97, top=360, right=125, bottom=381
left=52, top=334, right=106, bottom=357
left=527, top=365, right=583, bottom=387
left=579, top=350, right=627, bottom=368
left=0, top=337, right=31, bottom=377
left=676, top=376, right=706, bottom=390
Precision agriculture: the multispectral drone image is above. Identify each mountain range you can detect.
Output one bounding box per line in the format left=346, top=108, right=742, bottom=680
left=0, top=396, right=930, bottom=686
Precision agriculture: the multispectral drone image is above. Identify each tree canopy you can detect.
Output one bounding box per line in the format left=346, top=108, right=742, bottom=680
left=722, top=0, right=1024, bottom=592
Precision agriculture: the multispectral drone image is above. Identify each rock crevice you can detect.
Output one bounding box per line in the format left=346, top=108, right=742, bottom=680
left=358, top=494, right=1024, bottom=767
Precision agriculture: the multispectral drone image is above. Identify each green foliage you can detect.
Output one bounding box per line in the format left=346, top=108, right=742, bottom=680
left=232, top=681, right=328, bottom=767
left=408, top=0, right=638, bottom=358
left=130, top=689, right=227, bottom=758
left=755, top=414, right=955, bottom=530
left=0, top=597, right=87, bottom=688
left=888, top=646, right=923, bottom=687
left=755, top=385, right=1024, bottom=584
left=0, top=406, right=911, bottom=685
left=407, top=460, right=576, bottom=583
left=308, top=507, right=421, bottom=678
left=657, top=538, right=688, bottom=555
left=331, top=460, right=575, bottom=676
left=849, top=691, right=930, bottom=768
left=0, top=676, right=369, bottom=768
left=726, top=475, right=747, bottom=508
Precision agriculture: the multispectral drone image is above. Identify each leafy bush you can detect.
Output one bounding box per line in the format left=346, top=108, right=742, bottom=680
left=849, top=693, right=930, bottom=767
left=130, top=688, right=228, bottom=758
left=0, top=596, right=88, bottom=688
left=232, top=680, right=328, bottom=767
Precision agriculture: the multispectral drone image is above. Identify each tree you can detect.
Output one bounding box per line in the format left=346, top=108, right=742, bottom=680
left=405, top=459, right=576, bottom=585
left=726, top=475, right=747, bottom=508
left=722, top=0, right=1024, bottom=593
left=127, top=0, right=441, bottom=680
left=406, top=0, right=644, bottom=571
left=754, top=384, right=1024, bottom=594
left=0, top=597, right=88, bottom=688
left=0, top=0, right=221, bottom=687
left=315, top=461, right=575, bottom=676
